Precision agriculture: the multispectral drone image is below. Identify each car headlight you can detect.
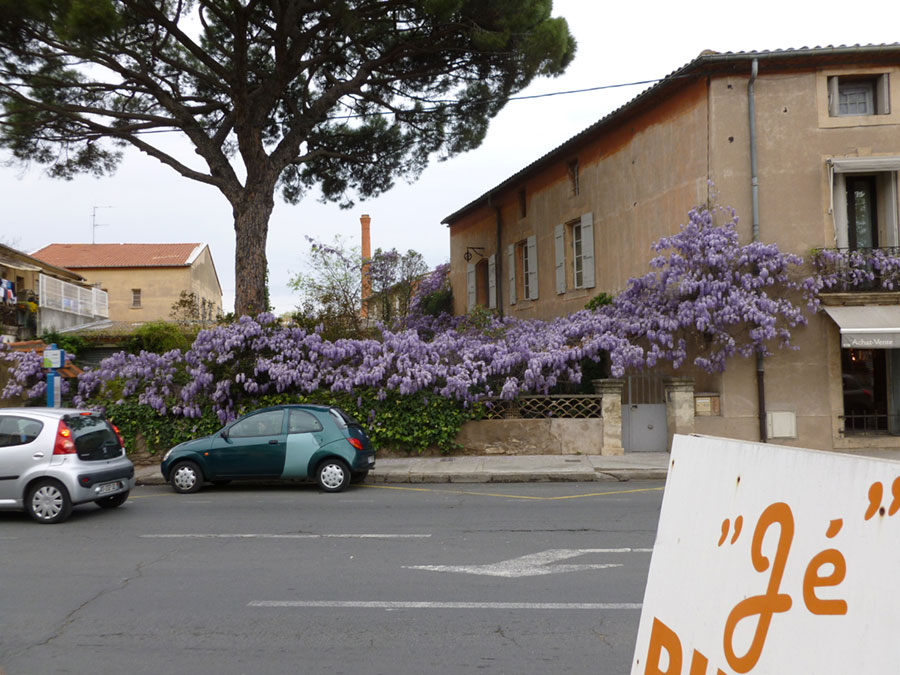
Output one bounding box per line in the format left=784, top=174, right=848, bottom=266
left=162, top=447, right=175, bottom=462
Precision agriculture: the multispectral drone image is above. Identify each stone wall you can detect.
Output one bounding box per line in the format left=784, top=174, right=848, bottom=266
left=455, top=418, right=614, bottom=455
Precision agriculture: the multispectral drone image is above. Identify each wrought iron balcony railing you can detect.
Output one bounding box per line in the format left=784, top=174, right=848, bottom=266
left=813, top=247, right=900, bottom=292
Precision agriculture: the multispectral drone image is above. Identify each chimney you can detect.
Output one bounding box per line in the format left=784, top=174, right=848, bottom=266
left=360, top=214, right=371, bottom=318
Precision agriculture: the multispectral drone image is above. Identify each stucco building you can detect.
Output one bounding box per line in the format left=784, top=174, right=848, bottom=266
left=31, top=243, right=222, bottom=324
left=443, top=45, right=900, bottom=453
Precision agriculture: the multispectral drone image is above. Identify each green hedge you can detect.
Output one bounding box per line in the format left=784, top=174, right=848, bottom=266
left=101, top=389, right=477, bottom=456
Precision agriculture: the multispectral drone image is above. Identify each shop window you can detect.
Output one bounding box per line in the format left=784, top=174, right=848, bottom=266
left=841, top=348, right=900, bottom=434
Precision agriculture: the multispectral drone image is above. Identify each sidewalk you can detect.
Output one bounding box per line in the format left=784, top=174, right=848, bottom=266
left=134, top=445, right=900, bottom=488
left=133, top=452, right=672, bottom=486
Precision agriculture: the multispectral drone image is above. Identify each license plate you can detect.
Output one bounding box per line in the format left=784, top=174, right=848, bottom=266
left=97, top=481, right=122, bottom=495
left=367, top=456, right=375, bottom=465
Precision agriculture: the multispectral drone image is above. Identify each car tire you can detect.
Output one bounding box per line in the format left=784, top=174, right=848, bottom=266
left=316, top=458, right=351, bottom=493
left=26, top=479, right=73, bottom=524
left=95, top=491, right=129, bottom=509
left=170, top=461, right=204, bottom=494
left=350, top=471, right=369, bottom=484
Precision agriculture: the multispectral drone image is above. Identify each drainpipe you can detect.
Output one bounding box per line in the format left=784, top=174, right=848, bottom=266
left=487, top=194, right=503, bottom=317
left=749, top=58, right=767, bottom=442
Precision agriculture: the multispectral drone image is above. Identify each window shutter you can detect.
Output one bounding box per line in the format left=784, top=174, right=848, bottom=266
left=526, top=235, right=538, bottom=300
left=581, top=212, right=595, bottom=289
left=554, top=224, right=566, bottom=294
left=827, top=76, right=839, bottom=117
left=466, top=263, right=476, bottom=311
left=877, top=74, right=891, bottom=115
left=507, top=244, right=516, bottom=305
left=488, top=254, right=497, bottom=309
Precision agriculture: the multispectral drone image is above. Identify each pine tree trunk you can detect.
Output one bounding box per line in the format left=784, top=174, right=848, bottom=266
left=233, top=192, right=275, bottom=318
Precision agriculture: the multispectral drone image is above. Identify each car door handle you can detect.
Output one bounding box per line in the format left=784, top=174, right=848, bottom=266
left=268, top=439, right=278, bottom=445
left=33, top=452, right=44, bottom=459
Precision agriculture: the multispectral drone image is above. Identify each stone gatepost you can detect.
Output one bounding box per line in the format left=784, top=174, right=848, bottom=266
left=592, top=378, right=624, bottom=456
left=664, top=377, right=695, bottom=452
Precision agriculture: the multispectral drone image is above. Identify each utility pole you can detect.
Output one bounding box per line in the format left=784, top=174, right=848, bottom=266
left=91, top=205, right=112, bottom=244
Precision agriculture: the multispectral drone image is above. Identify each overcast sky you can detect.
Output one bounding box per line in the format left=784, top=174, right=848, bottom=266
left=2, top=0, right=898, bottom=315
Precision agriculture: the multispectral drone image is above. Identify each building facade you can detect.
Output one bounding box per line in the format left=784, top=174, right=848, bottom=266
left=444, top=45, right=900, bottom=453
left=31, top=243, right=223, bottom=324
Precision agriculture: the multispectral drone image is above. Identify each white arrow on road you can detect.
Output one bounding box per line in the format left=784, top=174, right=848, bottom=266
left=403, top=548, right=650, bottom=578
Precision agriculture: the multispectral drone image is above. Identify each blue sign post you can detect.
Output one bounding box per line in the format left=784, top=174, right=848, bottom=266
left=43, top=343, right=66, bottom=408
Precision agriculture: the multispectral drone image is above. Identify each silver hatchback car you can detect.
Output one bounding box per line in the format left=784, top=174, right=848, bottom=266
left=0, top=407, right=136, bottom=524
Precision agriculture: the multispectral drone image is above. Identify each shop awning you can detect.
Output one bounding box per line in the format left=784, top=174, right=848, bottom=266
left=823, top=305, right=900, bottom=348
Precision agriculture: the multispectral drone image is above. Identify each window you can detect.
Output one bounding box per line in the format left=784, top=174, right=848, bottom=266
left=0, top=416, right=43, bottom=447
left=288, top=409, right=323, bottom=434
left=567, top=159, right=579, bottom=196
left=518, top=189, right=527, bottom=219
left=828, top=74, right=890, bottom=117
left=841, top=348, right=900, bottom=434
left=829, top=159, right=900, bottom=255
left=520, top=240, right=532, bottom=299
left=554, top=214, right=595, bottom=294
left=131, top=288, right=141, bottom=307
left=572, top=221, right=584, bottom=288
left=507, top=236, right=538, bottom=304
left=229, top=410, right=284, bottom=438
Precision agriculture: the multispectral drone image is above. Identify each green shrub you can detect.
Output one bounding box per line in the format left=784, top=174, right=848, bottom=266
left=129, top=321, right=191, bottom=354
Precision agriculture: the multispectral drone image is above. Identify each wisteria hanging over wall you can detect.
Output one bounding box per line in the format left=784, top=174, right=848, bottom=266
left=2, top=203, right=830, bottom=424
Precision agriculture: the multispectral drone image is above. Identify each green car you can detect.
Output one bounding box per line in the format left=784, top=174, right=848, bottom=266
left=160, top=405, right=375, bottom=493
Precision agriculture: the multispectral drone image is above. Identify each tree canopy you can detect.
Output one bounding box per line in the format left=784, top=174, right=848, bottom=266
left=0, top=0, right=575, bottom=316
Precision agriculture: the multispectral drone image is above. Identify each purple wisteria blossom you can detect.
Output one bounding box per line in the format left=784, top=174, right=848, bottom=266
left=3, top=204, right=817, bottom=425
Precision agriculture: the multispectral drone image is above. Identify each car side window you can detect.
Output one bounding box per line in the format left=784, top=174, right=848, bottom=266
left=0, top=416, right=43, bottom=447
left=288, top=410, right=323, bottom=434
left=229, top=410, right=284, bottom=438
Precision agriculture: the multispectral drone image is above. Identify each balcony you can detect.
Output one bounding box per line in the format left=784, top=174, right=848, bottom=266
left=812, top=247, right=900, bottom=292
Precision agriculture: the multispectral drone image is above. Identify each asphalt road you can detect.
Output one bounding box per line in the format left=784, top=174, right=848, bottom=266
left=0, top=480, right=665, bottom=675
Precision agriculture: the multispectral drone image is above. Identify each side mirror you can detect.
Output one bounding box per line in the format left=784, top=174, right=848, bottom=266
left=220, top=427, right=229, bottom=441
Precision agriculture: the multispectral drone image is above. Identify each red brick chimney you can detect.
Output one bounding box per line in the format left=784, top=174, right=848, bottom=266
left=360, top=214, right=371, bottom=318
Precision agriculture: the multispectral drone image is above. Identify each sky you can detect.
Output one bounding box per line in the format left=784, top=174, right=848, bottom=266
left=2, top=0, right=899, bottom=315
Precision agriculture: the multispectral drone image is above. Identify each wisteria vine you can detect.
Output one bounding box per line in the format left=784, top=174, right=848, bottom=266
left=5, top=203, right=887, bottom=429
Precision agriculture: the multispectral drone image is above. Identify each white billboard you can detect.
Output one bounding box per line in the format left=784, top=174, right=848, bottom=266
left=632, top=435, right=900, bottom=674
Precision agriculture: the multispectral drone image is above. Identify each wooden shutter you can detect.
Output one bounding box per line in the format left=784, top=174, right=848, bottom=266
left=526, top=235, right=538, bottom=300
left=507, top=244, right=516, bottom=305
left=466, top=263, right=476, bottom=311
left=488, top=254, right=497, bottom=309
left=554, top=224, right=566, bottom=294
left=581, top=212, right=595, bottom=289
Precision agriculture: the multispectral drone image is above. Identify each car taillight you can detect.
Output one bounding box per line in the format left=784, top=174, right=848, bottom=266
left=348, top=437, right=364, bottom=451
left=53, top=420, right=76, bottom=455
left=112, top=424, right=125, bottom=449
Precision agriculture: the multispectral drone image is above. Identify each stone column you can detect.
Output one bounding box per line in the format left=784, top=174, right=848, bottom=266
left=664, top=376, right=695, bottom=452
left=593, top=378, right=624, bottom=456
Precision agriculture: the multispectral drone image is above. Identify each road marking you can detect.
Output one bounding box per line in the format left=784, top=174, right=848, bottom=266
left=403, top=548, right=650, bottom=577
left=140, top=533, right=432, bottom=539
left=249, top=600, right=642, bottom=610
left=362, top=484, right=664, bottom=500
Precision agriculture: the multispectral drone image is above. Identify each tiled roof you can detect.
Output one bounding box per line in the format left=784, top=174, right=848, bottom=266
left=31, top=243, right=204, bottom=269
left=442, top=43, right=900, bottom=225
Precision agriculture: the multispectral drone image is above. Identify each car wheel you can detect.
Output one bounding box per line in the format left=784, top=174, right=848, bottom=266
left=95, top=491, right=129, bottom=509
left=350, top=471, right=369, bottom=484
left=26, top=479, right=73, bottom=524
left=170, top=461, right=204, bottom=494
left=316, top=458, right=351, bottom=493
